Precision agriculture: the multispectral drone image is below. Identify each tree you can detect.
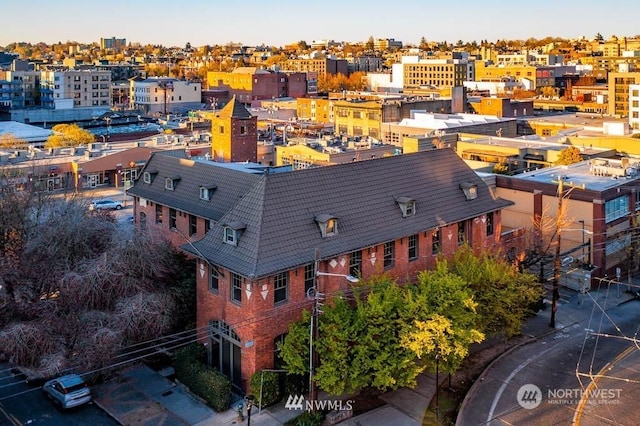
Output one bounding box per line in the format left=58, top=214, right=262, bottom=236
left=446, top=246, right=543, bottom=338
left=419, top=37, right=430, bottom=51
left=0, top=197, right=190, bottom=379
left=402, top=263, right=484, bottom=374
left=281, top=268, right=487, bottom=396
left=0, top=133, right=29, bottom=150
left=46, top=124, right=94, bottom=148
left=365, top=36, right=375, bottom=51
left=555, top=146, right=583, bottom=165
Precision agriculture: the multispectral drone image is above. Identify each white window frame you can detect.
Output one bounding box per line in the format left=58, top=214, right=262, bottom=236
left=165, top=178, right=174, bottom=191
left=224, top=227, right=236, bottom=245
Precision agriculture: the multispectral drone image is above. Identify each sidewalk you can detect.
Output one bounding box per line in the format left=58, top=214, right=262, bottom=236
left=93, top=365, right=216, bottom=425
left=92, top=281, right=639, bottom=426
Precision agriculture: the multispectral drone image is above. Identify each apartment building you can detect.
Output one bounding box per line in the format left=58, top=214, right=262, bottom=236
left=0, top=69, right=41, bottom=109
left=40, top=69, right=112, bottom=109
left=284, top=58, right=349, bottom=77
left=296, top=97, right=333, bottom=123
left=374, top=38, right=403, bottom=51
left=607, top=69, right=640, bottom=117
left=100, top=37, right=126, bottom=50
left=130, top=77, right=202, bottom=116
left=629, top=84, right=640, bottom=130
left=402, top=59, right=467, bottom=90
left=128, top=148, right=513, bottom=391
left=206, top=68, right=309, bottom=105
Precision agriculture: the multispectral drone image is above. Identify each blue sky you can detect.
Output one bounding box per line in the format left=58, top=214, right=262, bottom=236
left=2, top=0, right=639, bottom=48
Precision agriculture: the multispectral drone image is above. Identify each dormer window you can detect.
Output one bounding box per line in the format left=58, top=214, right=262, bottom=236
left=200, top=185, right=217, bottom=201
left=315, top=214, right=338, bottom=238
left=460, top=182, right=478, bottom=201
left=222, top=221, right=246, bottom=246
left=396, top=196, right=416, bottom=218
left=165, top=175, right=181, bottom=191
left=143, top=169, right=158, bottom=184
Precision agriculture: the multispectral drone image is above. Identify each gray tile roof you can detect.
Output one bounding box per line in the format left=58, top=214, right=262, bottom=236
left=127, top=152, right=262, bottom=221
left=189, top=149, right=514, bottom=279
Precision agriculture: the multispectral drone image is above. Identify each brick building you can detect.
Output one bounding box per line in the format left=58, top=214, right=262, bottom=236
left=211, top=96, right=257, bottom=163
left=128, top=148, right=513, bottom=391
left=206, top=68, right=309, bottom=105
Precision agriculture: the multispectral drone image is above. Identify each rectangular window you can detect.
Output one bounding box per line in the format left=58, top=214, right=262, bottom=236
left=231, top=272, right=242, bottom=303
left=274, top=272, right=288, bottom=304
left=189, top=214, right=197, bottom=236
left=458, top=221, right=467, bottom=245
left=200, top=187, right=210, bottom=200
left=240, top=125, right=247, bottom=135
left=432, top=229, right=441, bottom=254
left=219, top=125, right=224, bottom=134
left=349, top=250, right=362, bottom=277
left=486, top=212, right=494, bottom=236
left=383, top=241, right=394, bottom=269
left=209, top=265, right=219, bottom=293
left=155, top=204, right=163, bottom=224
left=224, top=227, right=236, bottom=245
left=169, top=208, right=176, bottom=229
left=204, top=219, right=212, bottom=234
left=408, top=234, right=418, bottom=261
left=605, top=195, right=630, bottom=223
left=304, top=264, right=315, bottom=294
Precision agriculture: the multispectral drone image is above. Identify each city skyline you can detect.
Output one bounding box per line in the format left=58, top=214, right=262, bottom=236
left=3, top=0, right=640, bottom=49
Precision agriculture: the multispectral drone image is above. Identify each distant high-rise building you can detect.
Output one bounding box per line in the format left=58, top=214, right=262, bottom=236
left=100, top=37, right=126, bottom=50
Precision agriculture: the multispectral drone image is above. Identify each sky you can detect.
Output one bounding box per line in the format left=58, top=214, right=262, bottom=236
left=2, top=0, right=640, bottom=48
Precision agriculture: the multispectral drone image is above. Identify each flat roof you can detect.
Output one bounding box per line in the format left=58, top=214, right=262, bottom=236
left=458, top=134, right=610, bottom=156
left=509, top=159, right=640, bottom=191
left=0, top=121, right=52, bottom=142
left=524, top=112, right=628, bottom=128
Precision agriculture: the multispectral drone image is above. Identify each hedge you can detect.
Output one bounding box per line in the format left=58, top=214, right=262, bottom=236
left=174, top=344, right=231, bottom=412
left=249, top=370, right=281, bottom=408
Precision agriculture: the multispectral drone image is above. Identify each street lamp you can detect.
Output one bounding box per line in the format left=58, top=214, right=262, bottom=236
left=309, top=263, right=359, bottom=410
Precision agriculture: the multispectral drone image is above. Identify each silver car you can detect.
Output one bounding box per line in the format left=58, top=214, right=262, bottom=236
left=42, top=374, right=92, bottom=409
left=89, top=199, right=123, bottom=211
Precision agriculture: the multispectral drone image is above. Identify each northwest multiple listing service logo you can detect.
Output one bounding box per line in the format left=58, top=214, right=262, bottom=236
left=517, top=384, right=622, bottom=409
left=285, top=395, right=354, bottom=411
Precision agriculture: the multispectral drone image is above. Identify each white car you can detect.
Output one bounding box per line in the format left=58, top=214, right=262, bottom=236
left=42, top=374, right=92, bottom=409
left=89, top=199, right=123, bottom=211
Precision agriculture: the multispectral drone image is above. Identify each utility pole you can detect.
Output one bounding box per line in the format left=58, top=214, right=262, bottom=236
left=309, top=252, right=320, bottom=411
left=550, top=179, right=563, bottom=328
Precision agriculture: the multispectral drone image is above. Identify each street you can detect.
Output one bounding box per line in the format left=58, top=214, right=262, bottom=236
left=458, top=298, right=640, bottom=425
left=0, top=364, right=116, bottom=425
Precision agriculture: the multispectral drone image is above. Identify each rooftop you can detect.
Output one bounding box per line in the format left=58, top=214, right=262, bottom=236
left=509, top=157, right=640, bottom=191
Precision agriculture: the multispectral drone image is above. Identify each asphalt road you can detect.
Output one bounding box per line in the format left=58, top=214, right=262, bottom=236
left=458, top=300, right=640, bottom=425
left=0, top=365, right=116, bottom=425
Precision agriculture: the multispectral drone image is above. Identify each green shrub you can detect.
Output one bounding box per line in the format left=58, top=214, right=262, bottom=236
left=284, top=373, right=307, bottom=397
left=174, top=343, right=231, bottom=412
left=285, top=410, right=324, bottom=426
left=250, top=370, right=281, bottom=408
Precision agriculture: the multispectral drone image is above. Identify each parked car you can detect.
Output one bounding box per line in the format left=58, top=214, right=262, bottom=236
left=89, top=199, right=123, bottom=211
left=42, top=374, right=92, bottom=409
